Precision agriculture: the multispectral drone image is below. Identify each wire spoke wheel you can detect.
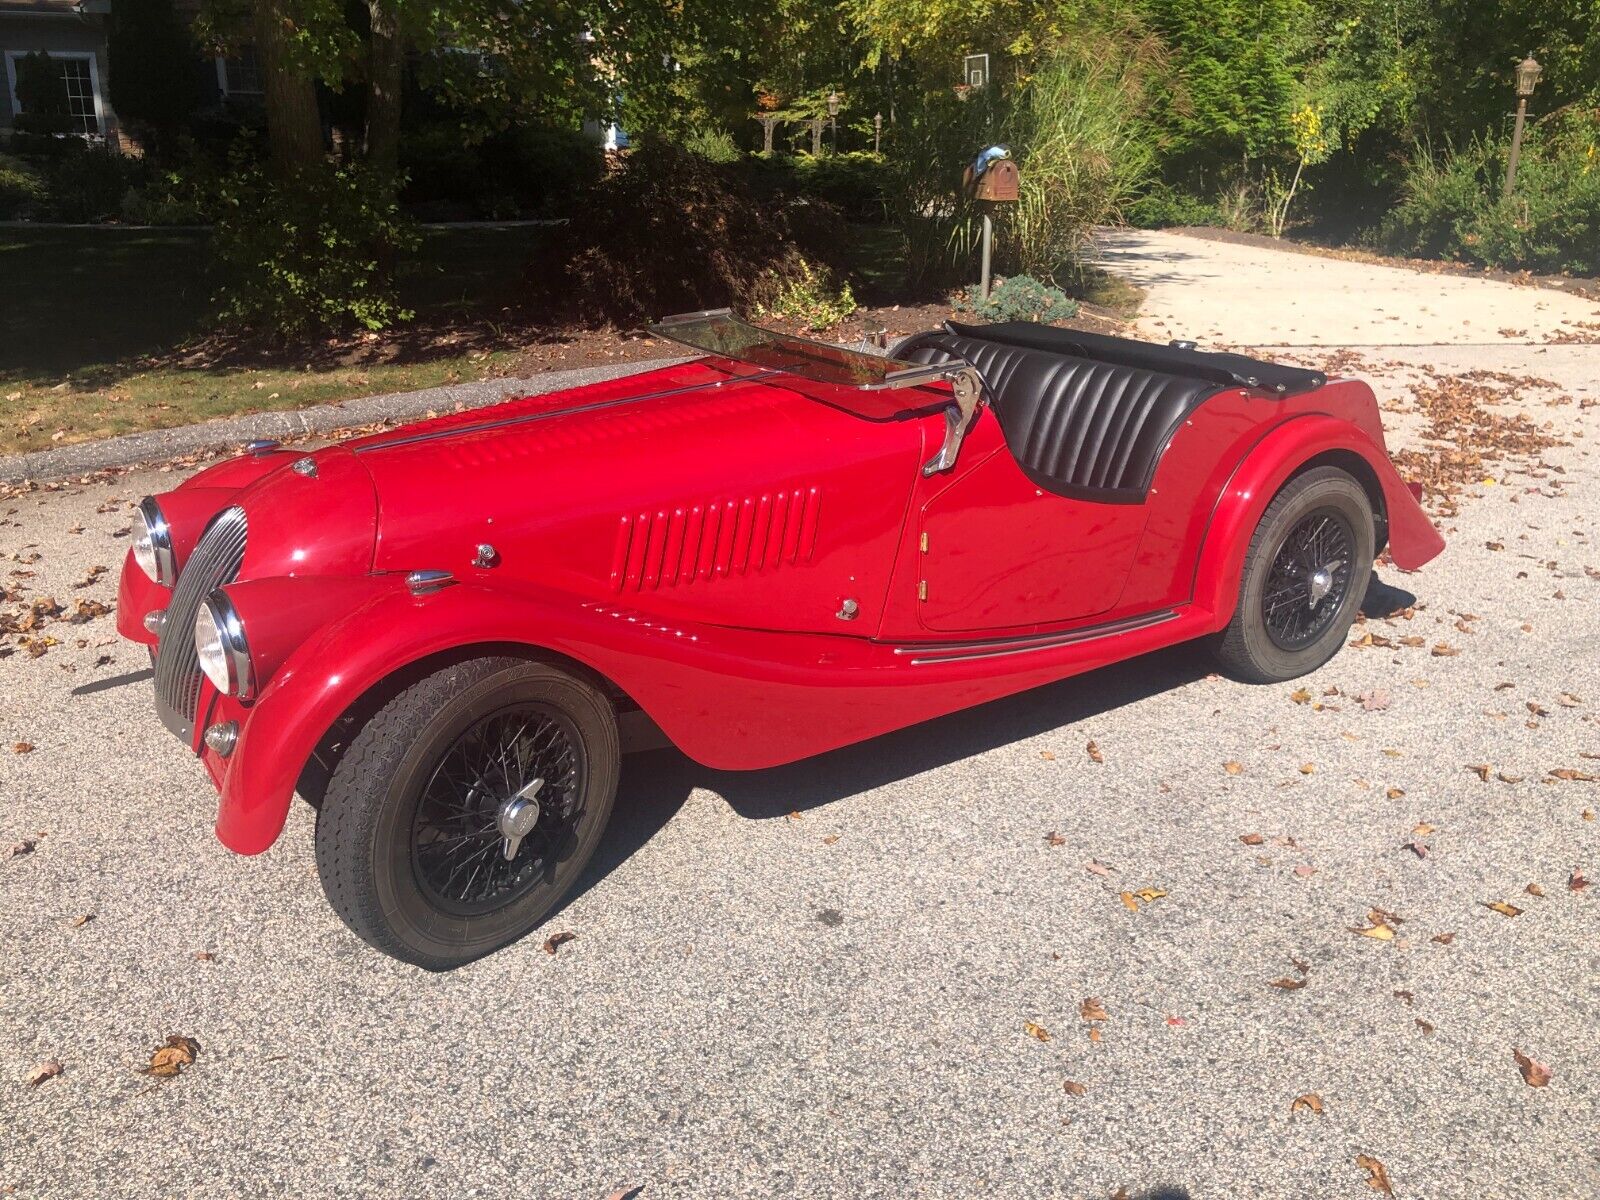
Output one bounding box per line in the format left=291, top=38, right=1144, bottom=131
left=1262, top=506, right=1355, bottom=652
left=410, top=704, right=585, bottom=917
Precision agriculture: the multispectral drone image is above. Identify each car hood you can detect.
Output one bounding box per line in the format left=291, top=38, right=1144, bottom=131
left=347, top=358, right=934, bottom=619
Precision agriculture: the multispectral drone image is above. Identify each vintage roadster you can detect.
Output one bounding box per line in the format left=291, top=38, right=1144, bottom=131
left=118, top=313, right=1443, bottom=967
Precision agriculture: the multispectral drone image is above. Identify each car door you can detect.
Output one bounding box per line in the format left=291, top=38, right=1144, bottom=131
left=915, top=441, right=1150, bottom=633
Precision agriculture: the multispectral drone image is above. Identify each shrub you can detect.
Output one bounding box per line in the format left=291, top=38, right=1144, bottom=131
left=211, top=153, right=418, bottom=338
left=953, top=275, right=1079, bottom=324
left=39, top=144, right=145, bottom=222
left=0, top=153, right=47, bottom=219
left=1125, top=184, right=1220, bottom=228
left=1384, top=113, right=1600, bottom=275
left=758, top=258, right=857, bottom=329
left=787, top=152, right=889, bottom=221
left=400, top=123, right=603, bottom=219
left=527, top=138, right=846, bottom=328
left=679, top=127, right=742, bottom=164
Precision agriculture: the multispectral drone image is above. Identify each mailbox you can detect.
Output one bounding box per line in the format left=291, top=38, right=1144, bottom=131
left=963, top=157, right=1019, bottom=202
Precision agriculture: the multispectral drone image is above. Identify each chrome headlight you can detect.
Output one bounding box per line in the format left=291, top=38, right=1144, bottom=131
left=133, top=497, right=176, bottom=585
left=194, top=593, right=254, bottom=700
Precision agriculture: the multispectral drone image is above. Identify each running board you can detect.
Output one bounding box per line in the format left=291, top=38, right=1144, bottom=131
left=890, top=608, right=1181, bottom=666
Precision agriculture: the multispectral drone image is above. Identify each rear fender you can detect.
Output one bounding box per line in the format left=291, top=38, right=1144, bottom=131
left=1193, top=414, right=1444, bottom=629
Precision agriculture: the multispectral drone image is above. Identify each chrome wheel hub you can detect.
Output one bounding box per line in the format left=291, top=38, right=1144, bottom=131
left=1308, top=565, right=1336, bottom=607
left=496, top=778, right=544, bottom=861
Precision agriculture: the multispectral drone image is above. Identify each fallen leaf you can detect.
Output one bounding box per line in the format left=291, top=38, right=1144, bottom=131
left=1298, top=763, right=1316, bottom=775
left=194, top=950, right=215, bottom=962
left=1224, top=761, right=1244, bottom=775
left=1119, top=891, right=1138, bottom=911
left=1412, top=822, right=1436, bottom=836
left=1557, top=692, right=1581, bottom=707
left=1406, top=840, right=1430, bottom=859
left=1085, top=740, right=1104, bottom=764
left=1355, top=923, right=1395, bottom=940
left=1513, top=1048, right=1553, bottom=1088
left=1291, top=1093, right=1324, bottom=1115
left=1431, top=932, right=1456, bottom=945
left=1293, top=863, right=1317, bottom=877
left=1358, top=689, right=1392, bottom=711
left=785, top=810, right=804, bottom=820
left=1045, top=831, right=1067, bottom=847
left=1088, top=1027, right=1103, bottom=1044
left=1240, top=832, right=1265, bottom=845
left=821, top=834, right=840, bottom=845
left=1085, top=860, right=1114, bottom=877
left=1569, top=869, right=1590, bottom=892
left=1023, top=1020, right=1051, bottom=1043
left=1063, top=1079, right=1087, bottom=1096
left=141, top=1034, right=199, bottom=1078
left=11, top=742, right=33, bottom=754
left=1039, top=750, right=1056, bottom=761
left=1079, top=997, right=1108, bottom=1022
left=1416, top=1017, right=1435, bottom=1035
left=1466, top=763, right=1491, bottom=781
left=1550, top=768, right=1597, bottom=782
left=1497, top=772, right=1524, bottom=783
left=543, top=931, right=578, bottom=955
left=1386, top=787, right=1405, bottom=799
left=1525, top=883, right=1545, bottom=897
left=1483, top=901, right=1523, bottom=917
left=1431, top=643, right=1461, bottom=657
left=7, top=838, right=37, bottom=859
left=1135, top=887, right=1166, bottom=903
left=1290, top=688, right=1312, bottom=704
left=69, top=913, right=93, bottom=928
left=1269, top=976, right=1307, bottom=990
left=1357, top=1154, right=1395, bottom=1196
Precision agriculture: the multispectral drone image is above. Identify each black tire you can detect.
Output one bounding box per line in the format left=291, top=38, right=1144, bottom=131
left=1211, top=466, right=1375, bottom=684
left=314, top=656, right=619, bottom=969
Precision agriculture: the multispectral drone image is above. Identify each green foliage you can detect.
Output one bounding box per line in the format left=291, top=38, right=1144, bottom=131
left=37, top=145, right=148, bottom=223
left=106, top=0, right=206, bottom=139
left=953, top=275, right=1079, bottom=323
left=1383, top=114, right=1600, bottom=275
left=680, top=127, right=743, bottom=164
left=400, top=124, right=603, bottom=219
left=527, top=138, right=847, bottom=328
left=758, top=257, right=857, bottom=329
left=1126, top=183, right=1220, bottom=227
left=757, top=152, right=890, bottom=221
left=210, top=150, right=418, bottom=337
left=0, top=154, right=47, bottom=219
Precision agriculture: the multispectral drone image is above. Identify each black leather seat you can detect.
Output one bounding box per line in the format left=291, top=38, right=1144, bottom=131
left=896, top=330, right=1219, bottom=503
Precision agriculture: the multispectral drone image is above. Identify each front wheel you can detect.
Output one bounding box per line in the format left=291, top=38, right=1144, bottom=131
left=1211, top=466, right=1375, bottom=684
left=314, top=656, right=619, bottom=969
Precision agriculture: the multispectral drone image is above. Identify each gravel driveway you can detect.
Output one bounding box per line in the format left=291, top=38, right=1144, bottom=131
left=2, top=232, right=1597, bottom=1199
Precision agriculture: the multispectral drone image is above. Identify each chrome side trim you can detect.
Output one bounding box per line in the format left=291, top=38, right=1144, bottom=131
left=891, top=608, right=1181, bottom=665
left=137, top=496, right=177, bottom=586
left=354, top=371, right=783, bottom=454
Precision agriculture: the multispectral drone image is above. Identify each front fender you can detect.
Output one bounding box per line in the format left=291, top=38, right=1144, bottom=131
left=1192, top=414, right=1445, bottom=628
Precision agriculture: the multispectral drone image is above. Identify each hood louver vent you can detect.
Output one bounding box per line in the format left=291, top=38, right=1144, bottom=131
left=609, top=488, right=821, bottom=592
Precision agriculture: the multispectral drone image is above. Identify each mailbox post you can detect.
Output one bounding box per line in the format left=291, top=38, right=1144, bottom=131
left=962, top=154, right=1020, bottom=299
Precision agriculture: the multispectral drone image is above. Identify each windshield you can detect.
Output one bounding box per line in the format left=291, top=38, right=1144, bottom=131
left=648, top=311, right=944, bottom=390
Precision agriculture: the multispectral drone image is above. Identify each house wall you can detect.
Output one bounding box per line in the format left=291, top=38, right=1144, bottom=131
left=0, top=13, right=115, bottom=137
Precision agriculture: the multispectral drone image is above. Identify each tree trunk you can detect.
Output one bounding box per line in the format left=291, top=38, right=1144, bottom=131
left=365, top=0, right=403, bottom=180
left=253, top=0, right=323, bottom=178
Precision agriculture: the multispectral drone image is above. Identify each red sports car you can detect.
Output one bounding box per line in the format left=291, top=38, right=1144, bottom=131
left=118, top=312, right=1443, bottom=967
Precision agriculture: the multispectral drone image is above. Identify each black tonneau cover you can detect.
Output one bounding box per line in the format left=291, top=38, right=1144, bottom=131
left=944, top=320, right=1326, bottom=395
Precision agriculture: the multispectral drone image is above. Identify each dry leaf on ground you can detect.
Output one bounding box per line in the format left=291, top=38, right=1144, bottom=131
left=1513, top=1048, right=1553, bottom=1088
left=1085, top=740, right=1104, bottom=764
left=543, top=931, right=577, bottom=955
left=1569, top=869, right=1590, bottom=892
left=141, top=1034, right=199, bottom=1078
left=1483, top=901, right=1523, bottom=917
left=1079, top=997, right=1108, bottom=1022
left=12, top=742, right=33, bottom=754
left=1063, top=1079, right=1087, bottom=1096
left=1224, top=761, right=1244, bottom=775
left=1290, top=1093, right=1324, bottom=1115
left=1045, top=831, right=1067, bottom=847
left=1024, top=1021, right=1051, bottom=1043
left=1357, top=1154, right=1395, bottom=1196
left=1240, top=832, right=1265, bottom=845
left=1269, top=976, right=1307, bottom=991
left=27, top=1059, right=62, bottom=1087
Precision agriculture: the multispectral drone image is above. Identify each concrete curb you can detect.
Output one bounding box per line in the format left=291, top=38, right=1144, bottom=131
left=0, top=358, right=681, bottom=485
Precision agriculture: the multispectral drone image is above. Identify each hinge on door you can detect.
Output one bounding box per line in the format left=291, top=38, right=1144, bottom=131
left=919, top=532, right=929, bottom=553
left=918, top=579, right=928, bottom=601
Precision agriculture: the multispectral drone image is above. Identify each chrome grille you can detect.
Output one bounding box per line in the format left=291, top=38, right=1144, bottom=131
left=154, top=506, right=247, bottom=741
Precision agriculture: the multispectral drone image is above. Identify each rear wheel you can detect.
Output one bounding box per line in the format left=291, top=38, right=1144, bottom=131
left=1211, top=466, right=1374, bottom=683
left=314, top=657, right=619, bottom=969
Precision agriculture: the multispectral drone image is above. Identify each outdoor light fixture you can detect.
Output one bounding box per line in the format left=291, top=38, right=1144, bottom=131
left=826, top=89, right=841, bottom=153
left=1514, top=54, right=1543, bottom=98
left=1504, top=53, right=1543, bottom=197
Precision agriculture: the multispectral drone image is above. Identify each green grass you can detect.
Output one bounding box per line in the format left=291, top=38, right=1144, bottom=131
left=0, top=224, right=550, bottom=454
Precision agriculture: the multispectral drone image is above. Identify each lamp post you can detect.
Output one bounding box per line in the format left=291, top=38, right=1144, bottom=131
left=826, top=90, right=840, bottom=153
left=873, top=111, right=882, bottom=154
left=1503, top=53, right=1543, bottom=198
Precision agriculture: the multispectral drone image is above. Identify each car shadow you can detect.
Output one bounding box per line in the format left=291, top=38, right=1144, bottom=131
left=556, top=569, right=1413, bottom=922
left=558, top=642, right=1214, bottom=915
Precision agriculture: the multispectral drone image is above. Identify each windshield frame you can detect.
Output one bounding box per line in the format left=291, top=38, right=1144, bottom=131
left=648, top=309, right=949, bottom=391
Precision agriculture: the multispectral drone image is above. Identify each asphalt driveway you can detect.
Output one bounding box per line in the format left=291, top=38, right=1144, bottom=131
left=2, top=231, right=1598, bottom=1199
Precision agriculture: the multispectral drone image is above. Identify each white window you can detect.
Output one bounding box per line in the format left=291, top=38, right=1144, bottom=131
left=215, top=47, right=263, bottom=98
left=4, top=50, right=106, bottom=136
